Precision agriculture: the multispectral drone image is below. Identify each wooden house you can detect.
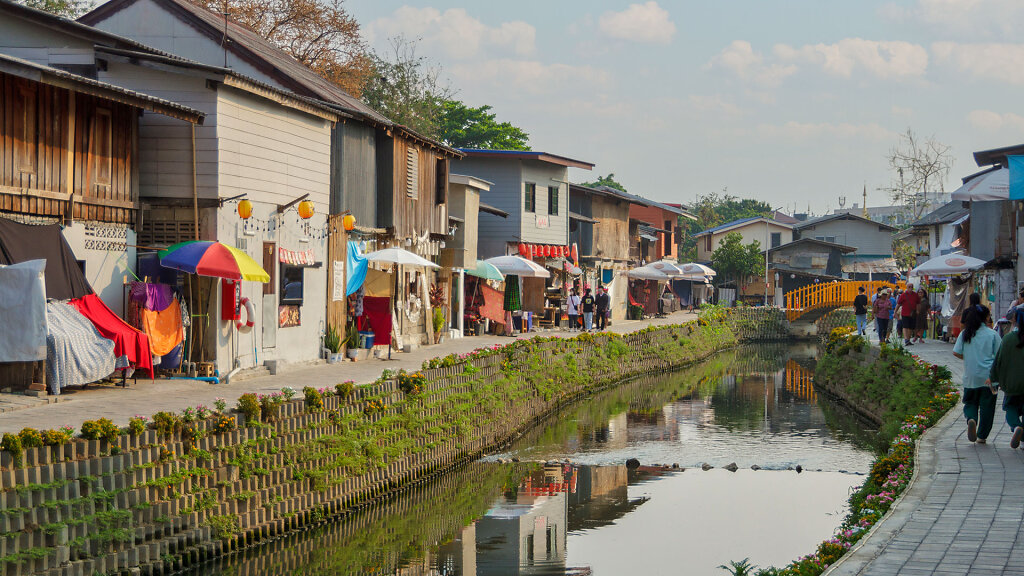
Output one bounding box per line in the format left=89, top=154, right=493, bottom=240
left=0, top=43, right=203, bottom=313
left=793, top=212, right=897, bottom=280
left=569, top=183, right=631, bottom=319
left=765, top=238, right=856, bottom=298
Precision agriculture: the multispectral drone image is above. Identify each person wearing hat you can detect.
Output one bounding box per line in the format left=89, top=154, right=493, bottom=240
left=581, top=288, right=596, bottom=332
left=596, top=286, right=610, bottom=331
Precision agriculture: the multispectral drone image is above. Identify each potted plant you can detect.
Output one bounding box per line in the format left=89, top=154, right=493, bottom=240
left=323, top=325, right=343, bottom=363
left=344, top=321, right=370, bottom=361
left=432, top=307, right=446, bottom=344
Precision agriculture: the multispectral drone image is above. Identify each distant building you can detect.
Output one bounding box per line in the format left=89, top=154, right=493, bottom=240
left=794, top=212, right=898, bottom=280
left=832, top=194, right=950, bottom=228
left=897, top=201, right=969, bottom=266
left=694, top=217, right=794, bottom=263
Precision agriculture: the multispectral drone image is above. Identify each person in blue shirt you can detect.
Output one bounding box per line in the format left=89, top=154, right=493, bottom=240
left=953, top=304, right=1002, bottom=443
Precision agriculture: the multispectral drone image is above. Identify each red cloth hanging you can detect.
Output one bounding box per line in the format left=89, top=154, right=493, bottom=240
left=361, top=296, right=393, bottom=346
left=69, top=294, right=154, bottom=377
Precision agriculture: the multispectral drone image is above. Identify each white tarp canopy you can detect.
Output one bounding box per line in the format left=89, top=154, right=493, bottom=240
left=647, top=260, right=685, bottom=277
left=951, top=167, right=1008, bottom=201
left=0, top=259, right=47, bottom=362
left=364, top=248, right=440, bottom=268
left=911, top=254, right=986, bottom=276
left=484, top=255, right=551, bottom=278
left=627, top=265, right=670, bottom=281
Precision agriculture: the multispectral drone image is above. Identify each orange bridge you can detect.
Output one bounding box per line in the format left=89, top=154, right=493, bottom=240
left=784, top=280, right=904, bottom=322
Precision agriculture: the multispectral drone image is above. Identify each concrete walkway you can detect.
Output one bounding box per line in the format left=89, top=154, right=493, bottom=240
left=0, top=311, right=696, bottom=434
left=830, top=337, right=1024, bottom=576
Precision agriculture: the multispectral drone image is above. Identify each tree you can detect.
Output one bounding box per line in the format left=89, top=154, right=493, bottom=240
left=360, top=37, right=452, bottom=137
left=437, top=100, right=530, bottom=150
left=892, top=239, right=917, bottom=272
left=711, top=232, right=764, bottom=286
left=190, top=0, right=371, bottom=97
left=885, top=128, right=954, bottom=222
left=581, top=174, right=629, bottom=193
left=678, top=190, right=772, bottom=262
left=19, top=0, right=92, bottom=18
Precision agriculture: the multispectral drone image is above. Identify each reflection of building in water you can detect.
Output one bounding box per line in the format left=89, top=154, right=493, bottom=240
left=437, top=464, right=574, bottom=575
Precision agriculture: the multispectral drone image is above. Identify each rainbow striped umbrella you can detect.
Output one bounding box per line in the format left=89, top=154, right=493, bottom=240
left=158, top=241, right=270, bottom=283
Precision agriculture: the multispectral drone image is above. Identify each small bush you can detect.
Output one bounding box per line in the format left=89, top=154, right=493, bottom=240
left=151, top=411, right=181, bottom=436
left=80, top=418, right=119, bottom=443
left=2, top=433, right=24, bottom=468
left=335, top=381, right=355, bottom=398
left=214, top=397, right=227, bottom=413
left=128, top=416, right=148, bottom=436
left=18, top=428, right=43, bottom=449
left=260, top=393, right=284, bottom=422
left=303, top=387, right=323, bottom=412
left=41, top=427, right=73, bottom=446
left=212, top=415, right=237, bottom=434
left=236, top=393, right=261, bottom=424
left=205, top=514, right=240, bottom=541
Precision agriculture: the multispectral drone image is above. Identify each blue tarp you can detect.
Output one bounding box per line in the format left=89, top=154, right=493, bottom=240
left=346, top=241, right=367, bottom=296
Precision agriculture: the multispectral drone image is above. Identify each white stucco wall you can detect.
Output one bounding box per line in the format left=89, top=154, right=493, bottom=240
left=62, top=222, right=137, bottom=314
left=697, top=221, right=793, bottom=261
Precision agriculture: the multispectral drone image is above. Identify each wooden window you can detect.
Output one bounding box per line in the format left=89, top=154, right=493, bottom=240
left=405, top=147, right=419, bottom=199
left=435, top=158, right=447, bottom=204
left=665, top=220, right=673, bottom=245
left=704, top=235, right=712, bottom=252
left=90, top=109, right=112, bottom=188
left=14, top=83, right=37, bottom=174
left=771, top=232, right=782, bottom=248
left=548, top=185, right=559, bottom=215
left=525, top=183, right=536, bottom=213
left=263, top=242, right=276, bottom=295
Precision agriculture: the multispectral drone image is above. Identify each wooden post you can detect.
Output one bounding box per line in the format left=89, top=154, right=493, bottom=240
left=65, top=92, right=75, bottom=224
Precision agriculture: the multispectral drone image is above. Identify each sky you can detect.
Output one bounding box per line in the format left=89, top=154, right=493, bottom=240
left=344, top=0, right=1024, bottom=215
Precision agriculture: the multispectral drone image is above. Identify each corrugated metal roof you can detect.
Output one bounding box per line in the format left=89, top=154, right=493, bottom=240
left=795, top=211, right=898, bottom=231
left=910, top=201, right=969, bottom=227
left=694, top=216, right=763, bottom=237
left=569, top=211, right=598, bottom=224
left=81, top=0, right=390, bottom=124
left=0, top=52, right=204, bottom=122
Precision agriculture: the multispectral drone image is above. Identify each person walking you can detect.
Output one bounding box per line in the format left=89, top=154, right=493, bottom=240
left=566, top=289, right=581, bottom=332
left=896, top=284, right=920, bottom=346
left=953, top=304, right=1001, bottom=444
left=990, top=309, right=1024, bottom=449
left=853, top=286, right=869, bottom=336
left=872, top=288, right=892, bottom=343
left=914, top=287, right=930, bottom=342
left=581, top=288, right=596, bottom=332
left=595, top=287, right=610, bottom=331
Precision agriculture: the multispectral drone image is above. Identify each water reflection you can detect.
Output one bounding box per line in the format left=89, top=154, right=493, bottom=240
left=494, top=343, right=877, bottom=471
left=196, top=344, right=873, bottom=576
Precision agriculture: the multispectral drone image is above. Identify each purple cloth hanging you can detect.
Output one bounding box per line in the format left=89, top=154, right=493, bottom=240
left=129, top=282, right=174, bottom=312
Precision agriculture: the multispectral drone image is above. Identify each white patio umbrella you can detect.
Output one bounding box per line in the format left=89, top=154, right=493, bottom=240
left=364, top=247, right=440, bottom=268
left=676, top=262, right=717, bottom=277
left=627, top=265, right=670, bottom=281
left=484, top=255, right=551, bottom=278
left=911, top=254, right=986, bottom=276
left=364, top=247, right=439, bottom=359
left=951, top=167, right=1008, bottom=201
left=647, top=260, right=685, bottom=277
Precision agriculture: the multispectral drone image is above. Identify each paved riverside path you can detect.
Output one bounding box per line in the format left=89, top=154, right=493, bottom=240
left=0, top=311, right=696, bottom=434
left=829, top=338, right=1024, bottom=576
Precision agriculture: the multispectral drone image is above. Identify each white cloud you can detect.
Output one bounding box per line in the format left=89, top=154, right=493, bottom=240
left=368, top=7, right=535, bottom=60
left=688, top=94, right=747, bottom=118
left=932, top=42, right=1024, bottom=84
left=597, top=2, right=676, bottom=45
left=449, top=59, right=610, bottom=96
left=882, top=0, right=1024, bottom=40
left=705, top=40, right=796, bottom=87
left=756, top=122, right=897, bottom=143
left=774, top=39, right=928, bottom=79
left=967, top=109, right=1024, bottom=132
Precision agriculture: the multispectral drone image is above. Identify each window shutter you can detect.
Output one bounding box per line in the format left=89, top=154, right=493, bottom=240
left=406, top=148, right=418, bottom=199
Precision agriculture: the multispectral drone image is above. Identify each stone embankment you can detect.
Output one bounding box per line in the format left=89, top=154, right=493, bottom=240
left=0, top=312, right=770, bottom=576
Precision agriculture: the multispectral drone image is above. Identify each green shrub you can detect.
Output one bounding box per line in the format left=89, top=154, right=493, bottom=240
left=323, top=324, right=342, bottom=354
left=128, top=417, right=148, bottom=436
left=151, top=411, right=181, bottom=436
left=80, top=418, right=119, bottom=443
left=2, top=433, right=24, bottom=468
left=335, top=381, right=355, bottom=398
left=18, top=428, right=43, bottom=449
left=40, top=427, right=73, bottom=446
left=236, top=393, right=261, bottom=424
left=303, top=387, right=324, bottom=412
left=205, top=514, right=240, bottom=541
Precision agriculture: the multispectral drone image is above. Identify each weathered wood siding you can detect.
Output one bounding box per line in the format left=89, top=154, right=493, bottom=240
left=0, top=71, right=138, bottom=223
left=591, top=195, right=630, bottom=261
left=388, top=135, right=448, bottom=239
left=331, top=121, right=376, bottom=222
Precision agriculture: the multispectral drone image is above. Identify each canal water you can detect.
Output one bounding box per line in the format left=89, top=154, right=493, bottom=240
left=193, top=343, right=878, bottom=576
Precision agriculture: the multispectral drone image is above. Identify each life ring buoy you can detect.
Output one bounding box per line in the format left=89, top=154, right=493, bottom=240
left=236, top=297, right=255, bottom=333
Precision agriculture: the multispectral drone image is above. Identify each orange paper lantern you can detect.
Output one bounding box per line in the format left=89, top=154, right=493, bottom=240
left=518, top=243, right=529, bottom=257
left=342, top=213, right=356, bottom=231
left=237, top=199, right=253, bottom=220
left=297, top=200, right=315, bottom=219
